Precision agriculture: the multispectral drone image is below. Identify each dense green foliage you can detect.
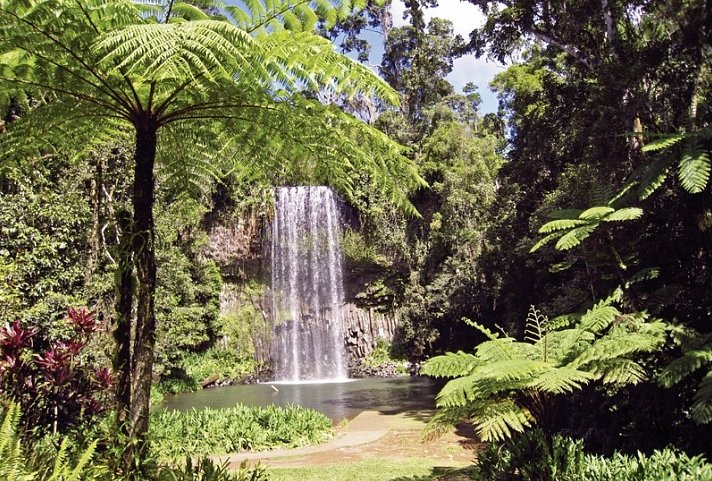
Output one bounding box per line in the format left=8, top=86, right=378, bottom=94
left=0, top=308, right=112, bottom=435
left=423, top=299, right=666, bottom=442
left=1, top=403, right=105, bottom=480
left=150, top=405, right=332, bottom=458
left=475, top=429, right=712, bottom=481
left=1, top=0, right=711, bottom=478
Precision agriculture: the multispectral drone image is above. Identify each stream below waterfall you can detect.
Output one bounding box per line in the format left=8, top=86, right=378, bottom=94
left=163, top=377, right=443, bottom=421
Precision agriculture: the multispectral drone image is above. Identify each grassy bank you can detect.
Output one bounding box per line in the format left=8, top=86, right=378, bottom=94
left=270, top=459, right=475, bottom=481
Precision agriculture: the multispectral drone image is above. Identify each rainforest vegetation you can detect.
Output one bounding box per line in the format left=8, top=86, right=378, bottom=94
left=1, top=0, right=711, bottom=480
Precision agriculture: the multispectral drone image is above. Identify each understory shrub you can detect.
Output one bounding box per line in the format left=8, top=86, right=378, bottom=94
left=151, top=404, right=332, bottom=458
left=0, top=402, right=106, bottom=480
left=0, top=308, right=112, bottom=434
left=157, top=349, right=258, bottom=396
left=155, top=458, right=268, bottom=481
left=181, top=349, right=258, bottom=385
left=475, top=430, right=712, bottom=481
left=362, top=338, right=409, bottom=374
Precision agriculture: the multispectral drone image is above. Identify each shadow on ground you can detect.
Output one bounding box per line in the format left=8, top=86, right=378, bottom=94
left=388, top=465, right=477, bottom=481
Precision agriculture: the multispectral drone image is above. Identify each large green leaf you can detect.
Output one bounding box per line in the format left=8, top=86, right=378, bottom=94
left=678, top=146, right=711, bottom=194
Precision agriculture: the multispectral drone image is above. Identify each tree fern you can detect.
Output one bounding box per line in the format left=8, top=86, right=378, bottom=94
left=0, top=0, right=422, bottom=472
left=531, top=205, right=643, bottom=253
left=659, top=329, right=712, bottom=424
left=638, top=128, right=712, bottom=196
left=424, top=300, right=667, bottom=442
left=422, top=351, right=480, bottom=378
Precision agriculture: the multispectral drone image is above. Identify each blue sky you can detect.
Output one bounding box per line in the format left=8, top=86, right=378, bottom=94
left=375, top=0, right=508, bottom=113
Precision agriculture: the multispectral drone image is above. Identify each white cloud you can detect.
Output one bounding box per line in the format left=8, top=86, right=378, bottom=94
left=391, top=0, right=485, bottom=36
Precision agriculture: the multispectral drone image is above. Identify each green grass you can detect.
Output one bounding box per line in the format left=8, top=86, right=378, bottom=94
left=269, top=459, right=475, bottom=481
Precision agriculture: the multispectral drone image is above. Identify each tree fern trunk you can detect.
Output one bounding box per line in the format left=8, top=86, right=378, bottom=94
left=124, top=120, right=159, bottom=477
left=114, top=208, right=133, bottom=444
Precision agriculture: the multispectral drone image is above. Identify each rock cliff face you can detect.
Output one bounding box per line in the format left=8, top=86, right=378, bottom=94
left=206, top=210, right=398, bottom=375
left=205, top=211, right=267, bottom=281
left=342, top=303, right=397, bottom=369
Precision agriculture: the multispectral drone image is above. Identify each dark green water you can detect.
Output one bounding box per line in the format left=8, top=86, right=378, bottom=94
left=163, top=377, right=443, bottom=421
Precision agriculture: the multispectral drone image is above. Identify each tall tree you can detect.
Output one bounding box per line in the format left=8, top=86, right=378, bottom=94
left=380, top=1, right=463, bottom=126
left=0, top=0, right=422, bottom=474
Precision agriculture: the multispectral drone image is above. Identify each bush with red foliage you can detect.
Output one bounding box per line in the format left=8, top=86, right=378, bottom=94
left=0, top=307, right=112, bottom=434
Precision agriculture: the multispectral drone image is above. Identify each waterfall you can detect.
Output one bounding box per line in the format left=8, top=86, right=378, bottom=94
left=270, top=186, right=348, bottom=381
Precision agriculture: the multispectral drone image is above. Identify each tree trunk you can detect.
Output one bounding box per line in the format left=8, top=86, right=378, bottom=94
left=114, top=208, right=133, bottom=445
left=119, top=120, right=159, bottom=478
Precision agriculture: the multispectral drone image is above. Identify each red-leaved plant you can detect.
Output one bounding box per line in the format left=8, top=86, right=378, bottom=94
left=0, top=307, right=112, bottom=434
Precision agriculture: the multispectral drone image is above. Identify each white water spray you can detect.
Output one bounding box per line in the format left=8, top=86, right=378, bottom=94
left=270, top=186, right=348, bottom=381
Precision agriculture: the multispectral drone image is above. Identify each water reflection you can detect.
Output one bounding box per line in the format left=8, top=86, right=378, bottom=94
left=163, top=377, right=443, bottom=421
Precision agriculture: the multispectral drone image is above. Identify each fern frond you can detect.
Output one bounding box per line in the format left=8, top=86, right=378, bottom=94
left=524, top=306, right=546, bottom=344
left=572, top=331, right=662, bottom=370
left=678, top=143, right=710, bottom=194
left=659, top=347, right=712, bottom=387
left=579, top=206, right=614, bottom=220
left=624, top=267, right=660, bottom=288
left=605, top=181, right=637, bottom=205
left=527, top=366, right=595, bottom=394
left=463, top=319, right=500, bottom=340
left=49, top=439, right=71, bottom=480
left=0, top=404, right=35, bottom=481
left=422, top=351, right=480, bottom=379
left=475, top=337, right=520, bottom=362
left=638, top=153, right=673, bottom=200
left=545, top=313, right=579, bottom=330
left=529, top=231, right=565, bottom=252
left=691, top=371, right=712, bottom=424
left=435, top=375, right=481, bottom=408
left=555, top=224, right=597, bottom=250
left=475, top=359, right=550, bottom=385
left=602, top=207, right=644, bottom=222
left=538, top=329, right=594, bottom=364
left=471, top=399, right=534, bottom=442
left=641, top=133, right=685, bottom=152
left=588, top=358, right=648, bottom=385
left=579, top=301, right=620, bottom=333
left=538, top=218, right=589, bottom=234
left=423, top=405, right=473, bottom=438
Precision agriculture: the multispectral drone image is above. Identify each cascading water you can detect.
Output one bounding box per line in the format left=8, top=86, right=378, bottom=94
left=270, top=186, right=348, bottom=381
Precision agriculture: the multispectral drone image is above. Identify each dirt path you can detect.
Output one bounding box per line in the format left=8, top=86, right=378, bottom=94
left=216, top=409, right=481, bottom=470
